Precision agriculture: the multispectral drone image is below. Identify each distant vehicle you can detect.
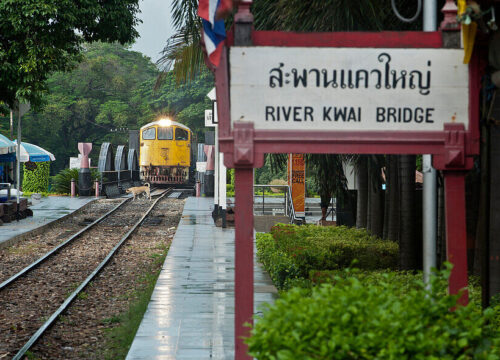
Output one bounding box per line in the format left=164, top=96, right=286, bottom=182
left=139, top=119, right=194, bottom=186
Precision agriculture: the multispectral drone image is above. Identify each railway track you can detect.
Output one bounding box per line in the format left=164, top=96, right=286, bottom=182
left=0, top=188, right=179, bottom=359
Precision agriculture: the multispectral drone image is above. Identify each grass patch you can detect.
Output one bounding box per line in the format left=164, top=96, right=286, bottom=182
left=6, top=243, right=42, bottom=256
left=25, top=350, right=41, bottom=360
left=101, top=315, right=121, bottom=325
left=77, top=291, right=88, bottom=300
left=100, top=243, right=170, bottom=360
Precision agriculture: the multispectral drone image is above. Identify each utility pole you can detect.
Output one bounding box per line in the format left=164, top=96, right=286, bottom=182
left=10, top=110, right=13, bottom=139
left=423, top=0, right=438, bottom=287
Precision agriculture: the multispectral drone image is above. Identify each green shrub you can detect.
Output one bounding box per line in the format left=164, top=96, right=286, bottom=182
left=52, top=168, right=101, bottom=194
left=22, top=162, right=50, bottom=192
left=256, top=233, right=301, bottom=289
left=246, top=267, right=500, bottom=360
left=270, top=224, right=398, bottom=276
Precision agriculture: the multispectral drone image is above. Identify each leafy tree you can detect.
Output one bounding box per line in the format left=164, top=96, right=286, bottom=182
left=4, top=43, right=213, bottom=174
left=133, top=69, right=214, bottom=139
left=0, top=0, right=140, bottom=108
left=16, top=43, right=156, bottom=172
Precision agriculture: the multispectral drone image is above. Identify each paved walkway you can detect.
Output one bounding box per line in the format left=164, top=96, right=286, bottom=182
left=0, top=196, right=95, bottom=246
left=126, top=197, right=277, bottom=360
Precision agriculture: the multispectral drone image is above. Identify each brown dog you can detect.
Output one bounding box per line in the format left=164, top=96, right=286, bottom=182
left=126, top=183, right=151, bottom=200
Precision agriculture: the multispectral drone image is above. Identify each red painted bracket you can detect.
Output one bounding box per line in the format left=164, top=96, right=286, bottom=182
left=433, top=123, right=474, bottom=171
left=225, top=122, right=264, bottom=168
left=234, top=122, right=254, bottom=166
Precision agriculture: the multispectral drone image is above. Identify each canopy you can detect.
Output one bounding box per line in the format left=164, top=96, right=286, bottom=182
left=13, top=141, right=55, bottom=162
left=0, top=134, right=15, bottom=155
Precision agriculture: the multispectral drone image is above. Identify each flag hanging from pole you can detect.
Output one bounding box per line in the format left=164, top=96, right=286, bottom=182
left=198, top=0, right=233, bottom=67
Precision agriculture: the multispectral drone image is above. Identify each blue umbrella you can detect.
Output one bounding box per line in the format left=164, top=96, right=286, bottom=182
left=0, top=134, right=15, bottom=155
left=13, top=140, right=56, bottom=162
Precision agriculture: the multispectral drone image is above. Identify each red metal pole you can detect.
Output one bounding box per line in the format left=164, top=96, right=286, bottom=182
left=234, top=167, right=254, bottom=360
left=71, top=178, right=76, bottom=197
left=444, top=171, right=469, bottom=305
left=95, top=179, right=99, bottom=198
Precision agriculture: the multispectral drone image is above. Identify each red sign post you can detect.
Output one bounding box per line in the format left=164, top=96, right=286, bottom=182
left=215, top=3, right=480, bottom=359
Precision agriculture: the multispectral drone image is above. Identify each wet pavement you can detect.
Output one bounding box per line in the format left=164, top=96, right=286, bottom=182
left=0, top=196, right=95, bottom=246
left=126, top=197, right=277, bottom=360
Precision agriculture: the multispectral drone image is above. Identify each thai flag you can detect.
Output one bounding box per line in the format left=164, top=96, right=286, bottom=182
left=198, top=0, right=232, bottom=67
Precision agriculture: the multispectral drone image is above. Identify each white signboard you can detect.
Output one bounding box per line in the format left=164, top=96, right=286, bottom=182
left=230, top=47, right=469, bottom=131
left=205, top=110, right=214, bottom=127
left=69, top=157, right=80, bottom=169
left=70, top=155, right=90, bottom=169
left=196, top=161, right=207, bottom=172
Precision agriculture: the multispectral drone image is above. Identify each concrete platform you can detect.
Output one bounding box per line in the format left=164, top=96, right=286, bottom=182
left=126, top=197, right=277, bottom=360
left=0, top=196, right=95, bottom=247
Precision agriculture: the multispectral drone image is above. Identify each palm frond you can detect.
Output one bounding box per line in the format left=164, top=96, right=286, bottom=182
left=155, top=23, right=204, bottom=89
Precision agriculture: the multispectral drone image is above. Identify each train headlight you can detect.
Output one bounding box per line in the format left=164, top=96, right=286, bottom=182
left=158, top=118, right=172, bottom=127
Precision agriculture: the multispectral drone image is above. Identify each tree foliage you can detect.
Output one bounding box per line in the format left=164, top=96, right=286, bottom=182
left=1, top=43, right=213, bottom=173
left=0, top=0, right=140, bottom=107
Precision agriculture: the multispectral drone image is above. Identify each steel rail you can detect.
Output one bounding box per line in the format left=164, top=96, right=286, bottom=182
left=0, top=189, right=169, bottom=291
left=12, top=188, right=173, bottom=360
left=0, top=198, right=130, bottom=291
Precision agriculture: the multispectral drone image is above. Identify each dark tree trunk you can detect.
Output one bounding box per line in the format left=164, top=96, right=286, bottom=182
left=474, top=124, right=489, bottom=307
left=383, top=157, right=390, bottom=240
left=399, top=155, right=417, bottom=270
left=369, top=180, right=384, bottom=238
left=356, top=156, right=368, bottom=229
left=387, top=155, right=400, bottom=243
left=489, top=125, right=500, bottom=298
left=366, top=166, right=372, bottom=233
left=368, top=159, right=384, bottom=238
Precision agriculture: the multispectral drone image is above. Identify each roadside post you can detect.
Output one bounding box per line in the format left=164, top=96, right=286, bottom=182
left=13, top=101, right=30, bottom=220
left=216, top=2, right=481, bottom=358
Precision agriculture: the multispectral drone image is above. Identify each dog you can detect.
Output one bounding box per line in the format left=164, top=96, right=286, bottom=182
left=126, top=183, right=151, bottom=200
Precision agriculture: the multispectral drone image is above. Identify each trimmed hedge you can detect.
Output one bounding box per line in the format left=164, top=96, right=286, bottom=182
left=256, top=233, right=301, bottom=289
left=246, top=267, right=500, bottom=360
left=257, top=224, right=398, bottom=289
left=22, top=162, right=50, bottom=193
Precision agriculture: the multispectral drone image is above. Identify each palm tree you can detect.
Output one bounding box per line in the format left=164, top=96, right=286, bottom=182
left=163, top=1, right=422, bottom=267
left=356, top=156, right=368, bottom=229
left=399, top=154, right=417, bottom=269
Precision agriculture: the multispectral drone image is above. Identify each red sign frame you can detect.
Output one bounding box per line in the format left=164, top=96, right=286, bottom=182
left=214, top=17, right=481, bottom=360
left=217, top=31, right=480, bottom=169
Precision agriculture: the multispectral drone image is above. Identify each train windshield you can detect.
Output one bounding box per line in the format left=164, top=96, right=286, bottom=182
left=142, top=127, right=156, bottom=140
left=175, top=128, right=189, bottom=141
left=158, top=127, right=173, bottom=140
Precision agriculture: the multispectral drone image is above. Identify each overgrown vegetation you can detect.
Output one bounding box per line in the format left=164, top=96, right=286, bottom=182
left=22, top=162, right=50, bottom=193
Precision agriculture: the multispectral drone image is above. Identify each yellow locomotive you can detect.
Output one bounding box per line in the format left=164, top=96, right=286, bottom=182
left=139, top=119, right=193, bottom=185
